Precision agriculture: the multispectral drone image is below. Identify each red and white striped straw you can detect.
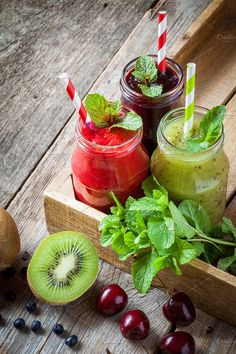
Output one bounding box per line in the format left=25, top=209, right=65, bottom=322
left=157, top=11, right=167, bottom=73
left=59, top=73, right=90, bottom=123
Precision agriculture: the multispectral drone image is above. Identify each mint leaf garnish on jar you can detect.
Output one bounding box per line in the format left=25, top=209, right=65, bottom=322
left=132, top=56, right=163, bottom=98
left=85, top=93, right=142, bottom=130
left=186, top=105, right=226, bottom=152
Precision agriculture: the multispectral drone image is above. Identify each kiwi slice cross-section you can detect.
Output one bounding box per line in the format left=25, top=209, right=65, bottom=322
left=27, top=231, right=99, bottom=305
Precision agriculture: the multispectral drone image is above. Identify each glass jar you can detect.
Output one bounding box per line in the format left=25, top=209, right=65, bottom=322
left=120, top=55, right=184, bottom=155
left=71, top=118, right=149, bottom=213
left=150, top=106, right=229, bottom=223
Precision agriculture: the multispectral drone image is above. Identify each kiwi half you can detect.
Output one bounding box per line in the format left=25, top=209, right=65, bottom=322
left=27, top=231, right=99, bottom=305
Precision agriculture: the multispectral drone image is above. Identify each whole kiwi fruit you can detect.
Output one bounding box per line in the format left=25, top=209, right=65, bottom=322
left=27, top=231, right=99, bottom=305
left=0, top=208, right=20, bottom=270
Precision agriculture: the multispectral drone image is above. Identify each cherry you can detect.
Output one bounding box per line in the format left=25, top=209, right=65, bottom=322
left=160, top=331, right=195, bottom=354
left=120, top=309, right=150, bottom=340
left=163, top=292, right=196, bottom=327
left=97, top=284, right=128, bottom=316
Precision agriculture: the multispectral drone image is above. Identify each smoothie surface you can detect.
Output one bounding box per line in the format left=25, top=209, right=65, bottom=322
left=164, top=118, right=200, bottom=148
left=81, top=121, right=134, bottom=146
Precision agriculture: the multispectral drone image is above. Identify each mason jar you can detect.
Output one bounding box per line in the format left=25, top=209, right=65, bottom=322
left=150, top=106, right=229, bottom=223
left=71, top=115, right=149, bottom=213
left=120, top=55, right=184, bottom=154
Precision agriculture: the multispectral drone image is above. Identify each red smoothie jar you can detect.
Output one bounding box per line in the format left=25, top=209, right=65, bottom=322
left=71, top=115, right=149, bottom=213
left=120, top=55, right=184, bottom=154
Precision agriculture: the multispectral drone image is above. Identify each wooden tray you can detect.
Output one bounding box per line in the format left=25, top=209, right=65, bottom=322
left=44, top=0, right=236, bottom=326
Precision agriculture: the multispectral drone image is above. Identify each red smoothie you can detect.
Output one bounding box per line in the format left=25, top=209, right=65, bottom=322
left=120, top=55, right=184, bottom=155
left=71, top=118, right=149, bottom=212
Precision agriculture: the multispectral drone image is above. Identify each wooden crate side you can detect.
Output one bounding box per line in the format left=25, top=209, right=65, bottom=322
left=44, top=190, right=236, bottom=325
left=169, top=0, right=227, bottom=63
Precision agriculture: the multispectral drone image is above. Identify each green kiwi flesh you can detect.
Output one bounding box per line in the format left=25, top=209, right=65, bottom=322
left=27, top=231, right=99, bottom=304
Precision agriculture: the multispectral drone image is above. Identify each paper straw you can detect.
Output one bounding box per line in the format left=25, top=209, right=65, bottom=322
left=59, top=73, right=90, bottom=123
left=157, top=11, right=167, bottom=73
left=184, top=63, right=196, bottom=137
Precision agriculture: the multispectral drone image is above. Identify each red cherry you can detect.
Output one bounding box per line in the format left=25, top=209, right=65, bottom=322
left=120, top=309, right=150, bottom=340
left=163, top=292, right=196, bottom=327
left=97, top=284, right=128, bottom=316
left=160, top=331, right=195, bottom=354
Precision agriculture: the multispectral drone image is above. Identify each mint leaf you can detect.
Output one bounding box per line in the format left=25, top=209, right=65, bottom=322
left=131, top=248, right=158, bottom=293
left=139, top=84, right=163, bottom=98
left=112, top=231, right=131, bottom=255
left=178, top=200, right=211, bottom=233
left=136, top=210, right=147, bottom=234
left=186, top=138, right=210, bottom=152
left=170, top=257, right=182, bottom=275
left=218, top=249, right=236, bottom=271
left=134, top=56, right=157, bottom=83
left=105, top=100, right=122, bottom=117
left=153, top=256, right=171, bottom=273
left=132, top=71, right=147, bottom=82
left=142, top=176, right=168, bottom=208
left=85, top=94, right=109, bottom=127
left=176, top=239, right=202, bottom=265
left=186, top=106, right=226, bottom=152
left=200, top=105, right=226, bottom=143
left=124, top=231, right=136, bottom=249
left=148, top=217, right=175, bottom=251
left=168, top=201, right=195, bottom=239
left=221, top=217, right=236, bottom=241
left=110, top=112, right=142, bottom=131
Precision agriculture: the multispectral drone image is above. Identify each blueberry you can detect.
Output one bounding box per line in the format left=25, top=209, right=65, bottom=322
left=21, top=251, right=30, bottom=261
left=65, top=335, right=78, bottom=347
left=53, top=323, right=64, bottom=335
left=4, top=290, right=16, bottom=301
left=2, top=267, right=16, bottom=278
left=14, top=318, right=25, bottom=329
left=26, top=300, right=37, bottom=313
left=31, top=320, right=41, bottom=333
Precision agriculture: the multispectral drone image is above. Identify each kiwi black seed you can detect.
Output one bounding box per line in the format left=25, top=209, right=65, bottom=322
left=27, top=231, right=99, bottom=305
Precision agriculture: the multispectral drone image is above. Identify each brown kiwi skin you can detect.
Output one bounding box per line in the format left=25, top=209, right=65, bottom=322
left=0, top=208, right=20, bottom=270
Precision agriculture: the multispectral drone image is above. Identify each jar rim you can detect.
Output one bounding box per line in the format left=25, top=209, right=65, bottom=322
left=159, top=106, right=224, bottom=154
left=120, top=55, right=183, bottom=102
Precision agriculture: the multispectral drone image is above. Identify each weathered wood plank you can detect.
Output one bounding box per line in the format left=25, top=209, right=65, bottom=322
left=2, top=0, right=225, bottom=353
left=0, top=0, right=154, bottom=207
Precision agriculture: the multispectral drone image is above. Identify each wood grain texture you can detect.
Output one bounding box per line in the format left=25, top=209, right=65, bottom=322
left=2, top=0, right=228, bottom=353
left=0, top=0, right=154, bottom=207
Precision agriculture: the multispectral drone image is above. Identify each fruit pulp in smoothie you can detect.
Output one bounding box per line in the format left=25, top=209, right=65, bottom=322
left=150, top=118, right=229, bottom=223
left=71, top=122, right=149, bottom=213
left=122, top=63, right=182, bottom=155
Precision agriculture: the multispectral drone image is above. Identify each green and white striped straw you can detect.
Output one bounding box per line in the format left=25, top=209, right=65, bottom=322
left=184, top=63, right=196, bottom=138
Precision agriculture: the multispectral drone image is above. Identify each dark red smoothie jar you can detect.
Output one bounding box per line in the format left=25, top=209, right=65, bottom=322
left=71, top=117, right=149, bottom=213
left=120, top=55, right=184, bottom=154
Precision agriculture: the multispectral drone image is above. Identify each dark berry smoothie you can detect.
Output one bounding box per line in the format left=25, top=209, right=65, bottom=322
left=71, top=119, right=149, bottom=213
left=120, top=55, right=184, bottom=154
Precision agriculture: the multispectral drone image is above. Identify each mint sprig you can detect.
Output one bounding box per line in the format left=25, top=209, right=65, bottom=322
left=132, top=56, right=163, bottom=98
left=99, top=176, right=236, bottom=294
left=84, top=93, right=142, bottom=131
left=186, top=105, right=226, bottom=152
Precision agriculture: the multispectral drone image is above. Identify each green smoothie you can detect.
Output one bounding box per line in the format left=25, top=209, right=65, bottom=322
left=151, top=107, right=229, bottom=223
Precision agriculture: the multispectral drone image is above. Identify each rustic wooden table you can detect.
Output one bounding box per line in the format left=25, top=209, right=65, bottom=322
left=0, top=0, right=235, bottom=353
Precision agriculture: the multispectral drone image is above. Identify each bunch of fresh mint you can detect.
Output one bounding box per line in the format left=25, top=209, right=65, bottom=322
left=85, top=93, right=142, bottom=130
left=132, top=56, right=163, bottom=98
left=99, top=176, right=236, bottom=294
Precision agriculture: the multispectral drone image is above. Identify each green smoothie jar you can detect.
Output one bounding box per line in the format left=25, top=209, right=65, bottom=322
left=150, top=106, right=229, bottom=223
